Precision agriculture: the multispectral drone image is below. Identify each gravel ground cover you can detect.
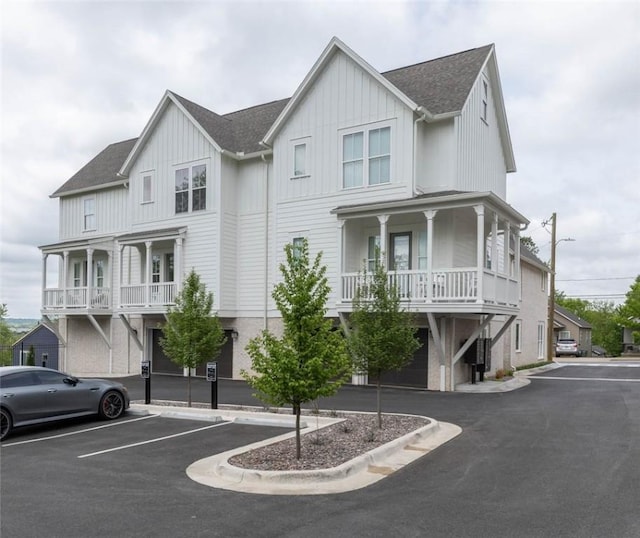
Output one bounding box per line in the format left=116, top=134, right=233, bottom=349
left=135, top=401, right=429, bottom=471
left=229, top=412, right=430, bottom=471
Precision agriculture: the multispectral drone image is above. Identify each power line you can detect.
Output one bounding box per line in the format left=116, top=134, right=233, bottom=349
left=557, top=276, right=636, bottom=282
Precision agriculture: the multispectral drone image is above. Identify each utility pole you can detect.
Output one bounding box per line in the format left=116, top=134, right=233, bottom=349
left=547, top=212, right=557, bottom=362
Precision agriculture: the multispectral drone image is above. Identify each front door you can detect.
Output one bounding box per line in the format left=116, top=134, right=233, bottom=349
left=389, top=232, right=411, bottom=270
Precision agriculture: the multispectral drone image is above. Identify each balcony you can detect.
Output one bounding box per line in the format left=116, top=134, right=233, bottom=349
left=339, top=268, right=519, bottom=312
left=42, top=282, right=176, bottom=313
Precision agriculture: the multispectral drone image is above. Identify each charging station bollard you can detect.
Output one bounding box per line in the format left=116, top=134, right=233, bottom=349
left=141, top=360, right=151, bottom=404
left=207, top=362, right=218, bottom=409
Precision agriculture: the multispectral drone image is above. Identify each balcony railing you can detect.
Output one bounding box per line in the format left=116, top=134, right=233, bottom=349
left=42, top=288, right=111, bottom=309
left=340, top=268, right=518, bottom=307
left=43, top=282, right=176, bottom=310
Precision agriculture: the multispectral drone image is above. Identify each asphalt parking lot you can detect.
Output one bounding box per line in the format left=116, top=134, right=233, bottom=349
left=2, top=362, right=639, bottom=538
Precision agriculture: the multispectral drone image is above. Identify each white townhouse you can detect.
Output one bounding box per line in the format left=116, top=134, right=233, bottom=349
left=40, top=37, right=547, bottom=391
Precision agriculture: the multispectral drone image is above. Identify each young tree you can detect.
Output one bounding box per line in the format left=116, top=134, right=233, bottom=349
left=242, top=239, right=351, bottom=460
left=619, top=275, right=640, bottom=342
left=26, top=345, right=36, bottom=366
left=347, top=256, right=421, bottom=429
left=160, top=270, right=226, bottom=407
left=0, top=304, right=15, bottom=366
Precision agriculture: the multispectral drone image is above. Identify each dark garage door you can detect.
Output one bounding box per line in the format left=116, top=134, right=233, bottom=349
left=152, top=329, right=234, bottom=378
left=369, top=328, right=429, bottom=388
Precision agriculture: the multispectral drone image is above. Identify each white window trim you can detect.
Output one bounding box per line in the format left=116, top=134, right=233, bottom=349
left=340, top=120, right=393, bottom=190
left=141, top=171, right=154, bottom=204
left=515, top=320, right=522, bottom=353
left=83, top=197, right=96, bottom=231
left=172, top=159, right=209, bottom=214
left=290, top=137, right=311, bottom=179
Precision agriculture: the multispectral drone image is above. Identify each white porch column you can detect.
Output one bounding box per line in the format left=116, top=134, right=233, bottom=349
left=491, top=213, right=498, bottom=273
left=86, top=247, right=94, bottom=307
left=42, top=253, right=48, bottom=306
left=337, top=219, right=345, bottom=301
left=63, top=250, right=69, bottom=308
left=106, top=250, right=113, bottom=307
left=423, top=210, right=438, bottom=301
left=145, top=241, right=153, bottom=306
left=503, top=220, right=511, bottom=276
left=377, top=214, right=389, bottom=267
left=175, top=237, right=183, bottom=292
left=515, top=227, right=521, bottom=299
left=474, top=206, right=485, bottom=304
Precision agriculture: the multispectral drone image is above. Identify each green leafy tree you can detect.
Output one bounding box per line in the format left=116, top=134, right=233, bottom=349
left=26, top=345, right=36, bottom=366
left=619, top=276, right=640, bottom=344
left=242, top=239, right=351, bottom=460
left=0, top=304, right=15, bottom=366
left=347, top=255, right=421, bottom=429
left=160, top=270, right=226, bottom=407
left=520, top=236, right=540, bottom=257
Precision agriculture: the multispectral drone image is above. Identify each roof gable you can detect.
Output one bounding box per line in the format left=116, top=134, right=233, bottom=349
left=555, top=305, right=592, bottom=329
left=263, top=37, right=419, bottom=145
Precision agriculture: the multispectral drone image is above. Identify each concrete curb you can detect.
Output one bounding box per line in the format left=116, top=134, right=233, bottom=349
left=186, top=415, right=461, bottom=495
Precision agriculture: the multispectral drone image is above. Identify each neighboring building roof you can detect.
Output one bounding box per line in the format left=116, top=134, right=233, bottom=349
left=12, top=322, right=57, bottom=346
left=555, top=305, right=592, bottom=329
left=382, top=44, right=493, bottom=116
left=520, top=244, right=549, bottom=271
left=51, top=138, right=137, bottom=198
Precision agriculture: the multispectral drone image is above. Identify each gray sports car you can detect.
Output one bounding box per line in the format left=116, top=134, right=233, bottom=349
left=0, top=366, right=129, bottom=441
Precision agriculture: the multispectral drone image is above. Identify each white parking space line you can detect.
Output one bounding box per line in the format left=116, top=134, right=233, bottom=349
left=532, top=376, right=640, bottom=382
left=78, top=421, right=232, bottom=459
left=2, top=414, right=160, bottom=447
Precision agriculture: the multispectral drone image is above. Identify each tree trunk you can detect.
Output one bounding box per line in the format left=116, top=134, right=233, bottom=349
left=377, top=376, right=382, bottom=429
left=294, top=403, right=301, bottom=460
left=187, top=370, right=192, bottom=407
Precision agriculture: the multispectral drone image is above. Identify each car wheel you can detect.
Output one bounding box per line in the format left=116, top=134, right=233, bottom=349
left=99, top=391, right=125, bottom=420
left=1, top=408, right=12, bottom=441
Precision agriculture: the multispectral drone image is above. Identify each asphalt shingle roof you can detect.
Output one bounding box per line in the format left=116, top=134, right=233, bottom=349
left=52, top=138, right=137, bottom=197
left=555, top=305, right=592, bottom=329
left=53, top=44, right=492, bottom=196
left=382, top=45, right=493, bottom=115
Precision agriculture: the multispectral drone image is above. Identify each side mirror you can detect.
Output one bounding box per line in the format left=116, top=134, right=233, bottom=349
left=64, top=376, right=79, bottom=386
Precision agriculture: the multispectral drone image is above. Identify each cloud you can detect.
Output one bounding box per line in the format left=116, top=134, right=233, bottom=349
left=1, top=0, right=639, bottom=316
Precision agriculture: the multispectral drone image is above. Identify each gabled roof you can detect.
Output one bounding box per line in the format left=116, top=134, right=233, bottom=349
left=382, top=44, right=494, bottom=116
left=555, top=305, right=592, bottom=329
left=520, top=244, right=549, bottom=272
left=12, top=322, right=57, bottom=346
left=53, top=38, right=514, bottom=196
left=51, top=138, right=137, bottom=198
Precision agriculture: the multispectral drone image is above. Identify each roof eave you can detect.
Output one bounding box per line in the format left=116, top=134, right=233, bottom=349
left=50, top=179, right=128, bottom=199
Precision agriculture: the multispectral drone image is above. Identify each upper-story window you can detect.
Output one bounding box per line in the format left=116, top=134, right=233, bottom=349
left=175, top=163, right=206, bottom=214
left=294, top=143, right=306, bottom=177
left=83, top=198, right=96, bottom=231
left=367, top=235, right=380, bottom=271
left=342, top=125, right=391, bottom=188
left=142, top=173, right=153, bottom=203
left=292, top=236, right=305, bottom=260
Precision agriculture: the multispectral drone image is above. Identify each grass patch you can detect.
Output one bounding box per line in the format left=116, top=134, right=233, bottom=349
left=515, top=360, right=549, bottom=371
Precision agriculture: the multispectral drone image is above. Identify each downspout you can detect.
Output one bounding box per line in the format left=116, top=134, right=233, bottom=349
left=260, top=150, right=271, bottom=331
left=412, top=106, right=429, bottom=195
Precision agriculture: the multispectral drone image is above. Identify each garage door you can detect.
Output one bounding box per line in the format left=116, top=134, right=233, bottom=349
left=368, top=328, right=429, bottom=388
left=151, top=329, right=234, bottom=378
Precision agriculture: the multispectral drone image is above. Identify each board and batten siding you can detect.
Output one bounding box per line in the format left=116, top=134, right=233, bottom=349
left=59, top=187, right=129, bottom=240
left=272, top=49, right=415, bottom=203
left=416, top=119, right=456, bottom=193
left=455, top=66, right=507, bottom=199
left=122, top=101, right=221, bottom=297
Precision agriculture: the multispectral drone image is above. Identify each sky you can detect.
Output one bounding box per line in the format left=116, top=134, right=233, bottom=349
left=1, top=0, right=638, bottom=319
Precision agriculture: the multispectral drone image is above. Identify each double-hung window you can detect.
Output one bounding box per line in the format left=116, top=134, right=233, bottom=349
left=142, top=173, right=153, bottom=203
left=367, top=236, right=380, bottom=271
left=342, top=125, right=391, bottom=188
left=175, top=163, right=207, bottom=214
left=83, top=198, right=96, bottom=231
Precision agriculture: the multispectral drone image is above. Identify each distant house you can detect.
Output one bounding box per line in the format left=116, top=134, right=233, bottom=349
left=622, top=326, right=640, bottom=356
left=554, top=305, right=592, bottom=357
left=12, top=323, right=60, bottom=369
